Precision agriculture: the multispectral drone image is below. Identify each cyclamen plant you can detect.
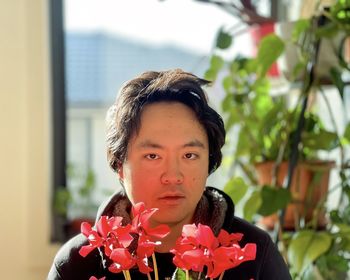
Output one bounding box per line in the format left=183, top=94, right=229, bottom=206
left=80, top=202, right=170, bottom=280
left=171, top=223, right=256, bottom=280
left=79, top=202, right=256, bottom=280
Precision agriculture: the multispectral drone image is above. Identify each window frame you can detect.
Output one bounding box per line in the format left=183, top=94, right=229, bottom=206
left=50, top=0, right=67, bottom=242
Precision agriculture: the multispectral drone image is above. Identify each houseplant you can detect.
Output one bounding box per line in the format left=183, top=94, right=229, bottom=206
left=54, top=164, right=112, bottom=238
left=203, top=0, right=350, bottom=278
left=206, top=33, right=339, bottom=226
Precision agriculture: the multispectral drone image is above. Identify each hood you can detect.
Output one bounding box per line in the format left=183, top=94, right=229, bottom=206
left=95, top=186, right=235, bottom=235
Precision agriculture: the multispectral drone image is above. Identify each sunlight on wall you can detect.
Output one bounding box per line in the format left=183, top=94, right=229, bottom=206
left=0, top=0, right=59, bottom=279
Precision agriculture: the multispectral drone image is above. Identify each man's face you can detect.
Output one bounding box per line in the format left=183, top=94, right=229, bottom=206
left=118, top=102, right=209, bottom=227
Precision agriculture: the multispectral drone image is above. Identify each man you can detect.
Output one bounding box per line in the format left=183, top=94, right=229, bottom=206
left=48, top=69, right=291, bottom=279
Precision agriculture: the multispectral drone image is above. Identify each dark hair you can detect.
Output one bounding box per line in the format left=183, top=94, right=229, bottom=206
left=106, top=69, right=225, bottom=174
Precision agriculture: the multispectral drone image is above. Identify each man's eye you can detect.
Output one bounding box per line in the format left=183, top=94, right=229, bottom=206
left=184, top=153, right=198, bottom=160
left=145, top=154, right=159, bottom=160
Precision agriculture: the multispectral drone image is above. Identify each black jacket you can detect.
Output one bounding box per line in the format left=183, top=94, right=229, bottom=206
left=48, top=187, right=292, bottom=280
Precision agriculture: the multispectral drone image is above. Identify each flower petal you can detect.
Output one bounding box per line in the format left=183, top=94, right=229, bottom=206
left=81, top=222, right=93, bottom=237
left=137, top=256, right=153, bottom=274
left=79, top=244, right=96, bottom=257
left=182, top=224, right=197, bottom=238
left=110, top=248, right=135, bottom=270
left=196, top=223, right=218, bottom=249
left=132, top=202, right=146, bottom=217
left=145, top=224, right=170, bottom=239
left=182, top=249, right=206, bottom=271
left=218, top=230, right=243, bottom=246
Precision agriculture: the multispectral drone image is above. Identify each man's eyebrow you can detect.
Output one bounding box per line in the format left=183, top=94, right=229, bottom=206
left=137, top=140, right=163, bottom=149
left=137, top=139, right=206, bottom=149
left=183, top=139, right=206, bottom=149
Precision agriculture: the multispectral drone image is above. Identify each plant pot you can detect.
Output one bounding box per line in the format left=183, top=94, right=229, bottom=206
left=255, top=160, right=335, bottom=230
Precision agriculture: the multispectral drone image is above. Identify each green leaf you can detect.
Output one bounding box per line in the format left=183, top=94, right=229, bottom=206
left=251, top=91, right=273, bottom=119
left=325, top=255, right=349, bottom=272
left=235, top=128, right=252, bottom=157
left=336, top=223, right=350, bottom=234
left=172, top=268, right=187, bottom=280
left=256, top=34, right=285, bottom=77
left=302, top=129, right=339, bottom=151
left=292, top=19, right=310, bottom=42
left=252, top=77, right=270, bottom=96
left=330, top=210, right=343, bottom=223
left=343, top=122, right=350, bottom=144
left=216, top=28, right=232, bottom=49
left=243, top=190, right=262, bottom=221
left=315, top=255, right=350, bottom=279
left=204, top=68, right=217, bottom=81
left=222, top=75, right=233, bottom=94
left=223, top=177, right=249, bottom=204
left=54, top=188, right=71, bottom=216
left=315, top=22, right=339, bottom=38
left=288, top=230, right=332, bottom=276
left=330, top=67, right=345, bottom=100
left=291, top=60, right=307, bottom=80
left=221, top=92, right=233, bottom=112
left=258, top=186, right=292, bottom=216
left=224, top=107, right=241, bottom=131
left=211, top=55, right=224, bottom=70
left=79, top=169, right=95, bottom=197
left=204, top=55, right=225, bottom=81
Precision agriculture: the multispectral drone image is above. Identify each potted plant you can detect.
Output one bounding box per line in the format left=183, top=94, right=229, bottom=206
left=206, top=40, right=339, bottom=229
left=203, top=0, right=350, bottom=278
left=54, top=164, right=111, bottom=238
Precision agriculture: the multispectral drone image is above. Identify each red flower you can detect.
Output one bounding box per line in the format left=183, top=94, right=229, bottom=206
left=89, top=276, right=106, bottom=280
left=79, top=203, right=256, bottom=279
left=109, top=248, right=136, bottom=273
left=79, top=216, right=134, bottom=258
left=131, top=202, right=170, bottom=239
left=130, top=202, right=171, bottom=274
left=171, top=223, right=257, bottom=279
left=79, top=202, right=170, bottom=276
left=217, top=229, right=243, bottom=246
left=207, top=243, right=257, bottom=278
left=79, top=222, right=103, bottom=257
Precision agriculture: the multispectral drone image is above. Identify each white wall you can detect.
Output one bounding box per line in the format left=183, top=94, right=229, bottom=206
left=0, top=0, right=59, bottom=278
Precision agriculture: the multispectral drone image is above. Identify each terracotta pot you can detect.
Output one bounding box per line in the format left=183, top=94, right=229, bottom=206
left=255, top=160, right=335, bottom=230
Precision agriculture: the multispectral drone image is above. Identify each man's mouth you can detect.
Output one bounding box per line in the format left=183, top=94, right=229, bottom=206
left=158, top=193, right=185, bottom=204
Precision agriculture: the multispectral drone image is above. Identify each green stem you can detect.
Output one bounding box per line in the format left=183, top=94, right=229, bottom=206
left=186, top=269, right=189, bottom=280
left=152, top=253, right=159, bottom=280
left=122, top=270, right=131, bottom=280
left=126, top=270, right=131, bottom=280
left=218, top=271, right=225, bottom=280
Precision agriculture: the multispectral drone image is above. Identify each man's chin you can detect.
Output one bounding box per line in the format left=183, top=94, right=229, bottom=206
left=151, top=212, right=192, bottom=228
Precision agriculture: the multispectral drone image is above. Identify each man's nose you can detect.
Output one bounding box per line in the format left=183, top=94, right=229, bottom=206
left=160, top=158, right=184, bottom=185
